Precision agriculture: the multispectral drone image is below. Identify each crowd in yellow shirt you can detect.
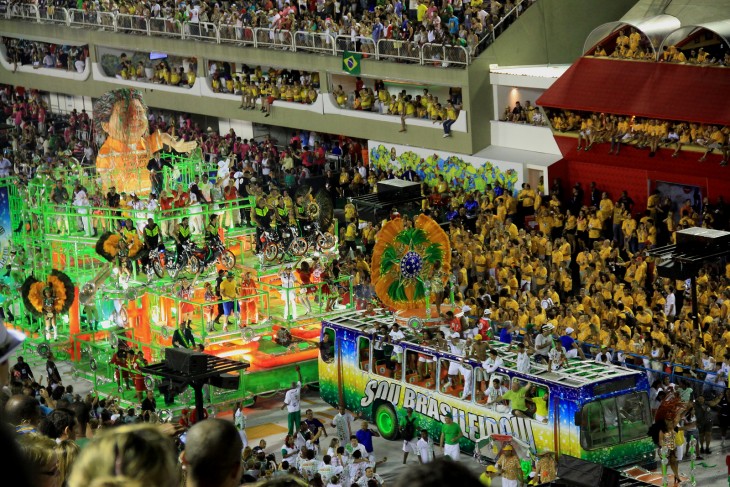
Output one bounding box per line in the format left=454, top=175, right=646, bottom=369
left=411, top=180, right=730, bottom=376
left=548, top=109, right=729, bottom=163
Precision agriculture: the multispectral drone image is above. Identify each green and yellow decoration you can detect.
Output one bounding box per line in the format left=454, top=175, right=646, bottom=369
left=371, top=214, right=451, bottom=310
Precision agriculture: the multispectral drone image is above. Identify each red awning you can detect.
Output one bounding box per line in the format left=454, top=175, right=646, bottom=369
left=536, top=57, right=730, bottom=126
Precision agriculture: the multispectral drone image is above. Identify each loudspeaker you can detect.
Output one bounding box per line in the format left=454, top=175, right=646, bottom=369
left=556, top=455, right=620, bottom=487
left=164, top=348, right=208, bottom=375
left=209, top=373, right=240, bottom=390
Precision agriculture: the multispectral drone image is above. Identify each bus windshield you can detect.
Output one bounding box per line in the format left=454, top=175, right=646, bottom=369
left=580, top=391, right=651, bottom=450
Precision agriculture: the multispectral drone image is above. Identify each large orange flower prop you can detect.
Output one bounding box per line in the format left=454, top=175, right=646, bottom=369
left=371, top=214, right=451, bottom=310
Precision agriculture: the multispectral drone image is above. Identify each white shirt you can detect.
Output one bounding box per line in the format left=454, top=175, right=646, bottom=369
left=234, top=408, right=246, bottom=430
left=75, top=58, right=85, bottom=73
left=389, top=329, right=405, bottom=354
left=482, top=356, right=503, bottom=374
left=516, top=351, right=530, bottom=373
left=284, top=381, right=301, bottom=412
left=0, top=157, right=11, bottom=177
left=318, top=463, right=343, bottom=484
left=664, top=293, right=676, bottom=316
left=280, top=270, right=296, bottom=289
left=417, top=437, right=434, bottom=463
left=332, top=412, right=356, bottom=442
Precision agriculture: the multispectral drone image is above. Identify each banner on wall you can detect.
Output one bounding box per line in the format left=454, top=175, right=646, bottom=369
left=368, top=143, right=521, bottom=193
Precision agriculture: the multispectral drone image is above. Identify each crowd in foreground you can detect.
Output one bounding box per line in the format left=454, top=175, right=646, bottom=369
left=0, top=349, right=523, bottom=487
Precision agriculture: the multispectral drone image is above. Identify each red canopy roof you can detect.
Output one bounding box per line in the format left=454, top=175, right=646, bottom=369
left=537, top=57, right=730, bottom=126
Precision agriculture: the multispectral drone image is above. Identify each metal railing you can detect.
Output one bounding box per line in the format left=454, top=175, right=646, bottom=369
left=218, top=24, right=255, bottom=46
left=68, top=9, right=114, bottom=31
left=294, top=30, right=335, bottom=55
left=255, top=28, right=294, bottom=50
left=41, top=7, right=69, bottom=25
left=116, top=13, right=149, bottom=35
left=1, top=8, right=538, bottom=67
left=377, top=38, right=420, bottom=64
left=476, top=0, right=527, bottom=55
left=8, top=3, right=39, bottom=21
left=334, top=35, right=375, bottom=57
left=149, top=17, right=183, bottom=37
left=183, top=21, right=219, bottom=42
left=422, top=43, right=470, bottom=67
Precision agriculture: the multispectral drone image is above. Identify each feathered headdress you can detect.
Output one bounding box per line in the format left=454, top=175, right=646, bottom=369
left=21, top=270, right=75, bottom=317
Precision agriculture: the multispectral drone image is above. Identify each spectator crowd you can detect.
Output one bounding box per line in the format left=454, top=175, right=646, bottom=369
left=2, top=37, right=88, bottom=73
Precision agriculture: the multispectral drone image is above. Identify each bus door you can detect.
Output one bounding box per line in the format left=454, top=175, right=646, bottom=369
left=319, top=325, right=341, bottom=405
left=557, top=393, right=580, bottom=459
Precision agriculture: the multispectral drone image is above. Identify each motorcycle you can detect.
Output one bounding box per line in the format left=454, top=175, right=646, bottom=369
left=146, top=247, right=167, bottom=279
left=303, top=220, right=336, bottom=252
left=261, top=225, right=308, bottom=262
left=167, top=240, right=236, bottom=279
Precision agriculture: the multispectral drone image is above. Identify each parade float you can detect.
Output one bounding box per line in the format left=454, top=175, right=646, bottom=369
left=0, top=88, right=348, bottom=413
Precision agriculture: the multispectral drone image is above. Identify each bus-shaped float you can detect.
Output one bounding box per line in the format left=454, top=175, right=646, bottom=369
left=318, top=310, right=656, bottom=468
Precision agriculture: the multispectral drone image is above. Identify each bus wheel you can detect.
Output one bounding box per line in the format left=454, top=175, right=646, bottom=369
left=374, top=403, right=399, bottom=440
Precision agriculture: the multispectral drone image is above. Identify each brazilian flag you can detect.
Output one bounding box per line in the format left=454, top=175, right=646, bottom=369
left=342, top=51, right=362, bottom=75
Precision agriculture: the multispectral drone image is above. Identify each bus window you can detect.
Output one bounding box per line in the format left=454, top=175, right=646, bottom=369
left=321, top=327, right=335, bottom=363
left=358, top=336, right=371, bottom=371
left=475, top=369, right=508, bottom=407
left=439, top=358, right=463, bottom=397
left=404, top=349, right=435, bottom=390
left=373, top=333, right=395, bottom=378
left=579, top=392, right=650, bottom=450
left=616, top=392, right=652, bottom=442
left=523, top=382, right=550, bottom=423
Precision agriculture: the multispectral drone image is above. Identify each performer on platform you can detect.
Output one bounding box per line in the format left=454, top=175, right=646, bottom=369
left=42, top=285, right=58, bottom=341
left=173, top=216, right=192, bottom=267
left=202, top=214, right=222, bottom=266
left=294, top=193, right=311, bottom=232
left=219, top=271, right=238, bottom=332
left=142, top=217, right=162, bottom=276
left=110, top=349, right=131, bottom=390
left=203, top=282, right=218, bottom=332
left=239, top=271, right=259, bottom=326
left=172, top=320, right=196, bottom=349
left=295, top=260, right=314, bottom=315
left=279, top=264, right=298, bottom=321
left=177, top=277, right=197, bottom=324
left=252, top=197, right=272, bottom=253
left=131, top=350, right=147, bottom=402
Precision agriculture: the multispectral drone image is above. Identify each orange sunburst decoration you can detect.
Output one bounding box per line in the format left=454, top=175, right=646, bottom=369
left=371, top=214, right=451, bottom=310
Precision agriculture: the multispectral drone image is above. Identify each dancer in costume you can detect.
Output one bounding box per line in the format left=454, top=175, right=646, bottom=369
left=239, top=271, right=259, bottom=326
left=203, top=282, right=218, bottom=332
left=42, top=285, right=58, bottom=341
left=177, top=277, right=197, bottom=325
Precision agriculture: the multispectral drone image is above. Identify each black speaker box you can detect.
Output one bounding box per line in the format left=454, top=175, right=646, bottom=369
left=165, top=348, right=208, bottom=375
left=209, top=373, right=240, bottom=390
left=556, top=455, right=620, bottom=487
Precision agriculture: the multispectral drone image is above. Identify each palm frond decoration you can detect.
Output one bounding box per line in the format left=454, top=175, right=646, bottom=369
left=370, top=214, right=451, bottom=310
left=423, top=243, right=444, bottom=264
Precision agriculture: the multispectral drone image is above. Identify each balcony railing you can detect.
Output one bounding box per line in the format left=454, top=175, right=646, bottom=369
left=3, top=7, right=473, bottom=68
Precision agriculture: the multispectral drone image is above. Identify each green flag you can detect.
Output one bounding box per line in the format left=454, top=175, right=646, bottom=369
left=342, top=51, right=362, bottom=75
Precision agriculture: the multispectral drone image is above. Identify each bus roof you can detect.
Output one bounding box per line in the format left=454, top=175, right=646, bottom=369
left=323, top=310, right=643, bottom=390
